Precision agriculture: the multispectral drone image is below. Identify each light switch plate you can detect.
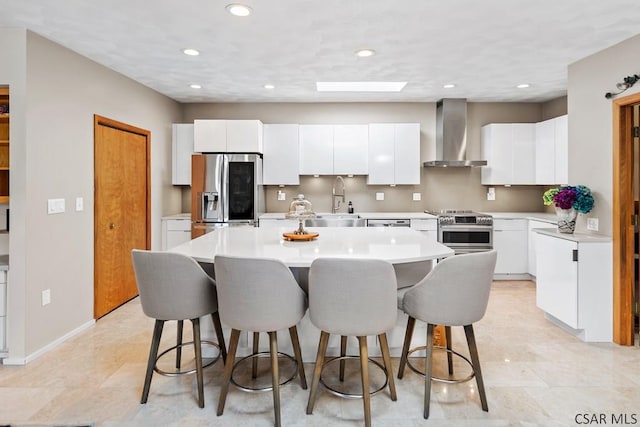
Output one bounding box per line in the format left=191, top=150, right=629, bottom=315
left=412, top=193, right=421, bottom=201
left=47, top=198, right=65, bottom=214
left=75, top=197, right=84, bottom=211
left=277, top=191, right=286, bottom=201
left=42, top=289, right=51, bottom=306
left=587, top=218, right=599, bottom=231
left=376, top=192, right=385, bottom=201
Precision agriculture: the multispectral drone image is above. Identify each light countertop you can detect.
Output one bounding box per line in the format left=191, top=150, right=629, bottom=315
left=161, top=213, right=191, bottom=220
left=483, top=212, right=557, bottom=223
left=260, top=212, right=437, bottom=220
left=168, top=226, right=453, bottom=267
left=533, top=229, right=612, bottom=242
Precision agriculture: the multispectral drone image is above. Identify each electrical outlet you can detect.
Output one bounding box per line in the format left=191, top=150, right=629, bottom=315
left=42, top=289, right=51, bottom=306
left=75, top=197, right=84, bottom=211
left=487, top=187, right=496, bottom=201
left=587, top=218, right=599, bottom=231
left=412, top=192, right=421, bottom=201
left=47, top=198, right=65, bottom=214
left=376, top=192, right=385, bottom=201
left=277, top=191, right=286, bottom=201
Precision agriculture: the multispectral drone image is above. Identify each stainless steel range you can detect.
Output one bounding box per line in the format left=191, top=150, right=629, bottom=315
left=427, top=210, right=493, bottom=254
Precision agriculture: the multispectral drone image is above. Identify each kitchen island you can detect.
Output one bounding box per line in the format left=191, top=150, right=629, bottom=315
left=169, top=226, right=454, bottom=360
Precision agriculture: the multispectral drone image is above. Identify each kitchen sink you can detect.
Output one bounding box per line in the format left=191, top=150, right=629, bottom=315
left=304, top=214, right=365, bottom=227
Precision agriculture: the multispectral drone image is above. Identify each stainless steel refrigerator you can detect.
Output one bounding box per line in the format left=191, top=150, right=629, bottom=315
left=191, top=153, right=265, bottom=238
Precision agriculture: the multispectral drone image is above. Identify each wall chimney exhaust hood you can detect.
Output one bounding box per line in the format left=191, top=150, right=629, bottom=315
left=423, top=98, right=487, bottom=167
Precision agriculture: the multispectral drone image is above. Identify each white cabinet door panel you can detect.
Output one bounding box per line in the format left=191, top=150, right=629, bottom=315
left=227, top=120, right=263, bottom=153
left=527, top=220, right=557, bottom=275
left=511, top=124, right=536, bottom=184
left=333, top=125, right=368, bottom=175
left=194, top=119, right=226, bottom=152
left=554, top=115, right=569, bottom=185
left=493, top=219, right=528, bottom=274
left=263, top=124, right=300, bottom=185
left=535, top=119, right=555, bottom=184
left=299, top=125, right=334, bottom=175
left=536, top=235, right=578, bottom=328
left=394, top=123, right=420, bottom=185
left=172, top=124, right=194, bottom=185
left=481, top=124, right=512, bottom=185
left=367, top=124, right=395, bottom=185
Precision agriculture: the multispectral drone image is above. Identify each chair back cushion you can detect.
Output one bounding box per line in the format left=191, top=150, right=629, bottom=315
left=403, top=250, right=497, bottom=326
left=214, top=255, right=307, bottom=331
left=131, top=250, right=218, bottom=320
left=309, top=258, right=397, bottom=336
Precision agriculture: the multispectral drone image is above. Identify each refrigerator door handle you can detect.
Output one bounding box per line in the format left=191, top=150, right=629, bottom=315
left=222, top=154, right=229, bottom=222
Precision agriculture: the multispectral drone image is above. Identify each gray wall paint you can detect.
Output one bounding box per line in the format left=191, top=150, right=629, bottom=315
left=568, top=33, right=640, bottom=235
left=541, top=96, right=568, bottom=120
left=1, top=31, right=183, bottom=360
left=183, top=102, right=549, bottom=213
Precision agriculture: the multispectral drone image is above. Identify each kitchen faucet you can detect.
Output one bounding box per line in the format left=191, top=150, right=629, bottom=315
left=332, top=175, right=346, bottom=213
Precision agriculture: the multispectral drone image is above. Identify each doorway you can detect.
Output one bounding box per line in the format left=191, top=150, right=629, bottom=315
left=94, top=115, right=150, bottom=319
left=613, top=93, right=640, bottom=345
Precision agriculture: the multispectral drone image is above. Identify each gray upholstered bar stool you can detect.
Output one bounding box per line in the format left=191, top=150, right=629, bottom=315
left=214, top=255, right=308, bottom=427
left=131, top=250, right=227, bottom=408
left=397, top=250, right=497, bottom=419
left=306, top=258, right=398, bottom=427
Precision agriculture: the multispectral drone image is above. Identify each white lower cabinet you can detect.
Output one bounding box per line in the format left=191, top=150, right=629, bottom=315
left=535, top=231, right=612, bottom=341
left=410, top=218, right=437, bottom=242
left=492, top=219, right=528, bottom=276
left=258, top=218, right=299, bottom=229
left=161, top=218, right=192, bottom=250
left=527, top=220, right=557, bottom=276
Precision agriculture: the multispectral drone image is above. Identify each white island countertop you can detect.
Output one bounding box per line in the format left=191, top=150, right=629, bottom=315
left=259, top=212, right=437, bottom=220
left=168, top=226, right=453, bottom=267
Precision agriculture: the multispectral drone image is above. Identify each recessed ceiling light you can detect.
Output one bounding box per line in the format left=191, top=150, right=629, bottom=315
left=443, top=84, right=456, bottom=89
left=316, top=81, right=407, bottom=92
left=264, top=84, right=275, bottom=89
left=355, top=49, right=376, bottom=57
left=182, top=48, right=200, bottom=56
left=190, top=84, right=202, bottom=89
left=517, top=83, right=530, bottom=89
left=226, top=3, right=252, bottom=16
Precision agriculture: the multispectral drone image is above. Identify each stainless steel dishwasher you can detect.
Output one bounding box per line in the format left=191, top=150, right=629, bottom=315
left=366, top=219, right=411, bottom=227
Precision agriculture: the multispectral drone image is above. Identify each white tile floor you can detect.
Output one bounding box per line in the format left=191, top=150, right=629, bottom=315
left=0, top=281, right=639, bottom=426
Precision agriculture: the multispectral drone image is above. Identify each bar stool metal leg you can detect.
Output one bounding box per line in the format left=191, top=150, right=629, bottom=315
left=398, top=316, right=415, bottom=379
left=306, top=331, right=329, bottom=414
left=378, top=333, right=397, bottom=401
left=424, top=324, right=434, bottom=419
left=289, top=325, right=308, bottom=389
left=217, top=328, right=241, bottom=416
left=358, top=336, right=371, bottom=427
left=176, top=320, right=184, bottom=369
left=141, top=319, right=164, bottom=404
left=192, top=317, right=205, bottom=408
left=269, top=331, right=281, bottom=427
left=464, top=324, right=488, bottom=412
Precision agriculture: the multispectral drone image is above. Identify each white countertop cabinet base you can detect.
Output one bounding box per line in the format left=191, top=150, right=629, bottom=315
left=161, top=217, right=192, bottom=251
left=493, top=219, right=528, bottom=278
left=535, top=231, right=612, bottom=342
left=172, top=124, right=194, bottom=186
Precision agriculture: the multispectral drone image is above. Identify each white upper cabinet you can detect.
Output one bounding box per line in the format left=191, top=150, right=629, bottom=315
left=333, top=125, right=368, bottom=175
left=299, top=125, right=334, bottom=175
left=368, top=123, right=420, bottom=185
left=299, top=124, right=369, bottom=175
left=263, top=124, right=300, bottom=185
left=172, top=124, right=194, bottom=185
left=535, top=114, right=568, bottom=185
left=193, top=119, right=263, bottom=153
left=481, top=123, right=536, bottom=185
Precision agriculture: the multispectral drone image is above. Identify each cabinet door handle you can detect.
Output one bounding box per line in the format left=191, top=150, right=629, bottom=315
left=572, top=249, right=578, bottom=262
left=109, top=223, right=116, bottom=230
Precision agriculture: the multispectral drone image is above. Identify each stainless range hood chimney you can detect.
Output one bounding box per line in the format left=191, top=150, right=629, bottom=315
left=423, top=98, right=487, bottom=167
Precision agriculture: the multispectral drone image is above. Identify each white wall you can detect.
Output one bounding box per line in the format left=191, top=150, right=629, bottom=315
left=568, top=33, right=640, bottom=236
left=1, top=30, right=183, bottom=362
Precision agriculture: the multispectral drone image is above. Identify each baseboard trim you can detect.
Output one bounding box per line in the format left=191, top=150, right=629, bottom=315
left=1, top=319, right=96, bottom=365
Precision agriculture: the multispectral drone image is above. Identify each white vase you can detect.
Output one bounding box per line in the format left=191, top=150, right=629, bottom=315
left=556, top=207, right=577, bottom=234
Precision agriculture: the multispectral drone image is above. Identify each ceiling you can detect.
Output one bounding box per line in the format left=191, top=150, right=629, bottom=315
left=1, top=0, right=640, bottom=104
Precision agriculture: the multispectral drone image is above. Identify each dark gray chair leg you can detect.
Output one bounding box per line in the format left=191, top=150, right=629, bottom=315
left=306, top=331, right=329, bottom=414
left=252, top=332, right=260, bottom=378
left=176, top=320, right=184, bottom=369
left=445, top=325, right=454, bottom=375
left=464, top=324, right=488, bottom=412
left=269, top=331, right=281, bottom=427
left=339, top=335, right=348, bottom=381
left=217, top=329, right=240, bottom=416
left=192, top=317, right=204, bottom=408
left=424, top=323, right=434, bottom=419
left=289, top=325, right=308, bottom=389
left=398, top=316, right=416, bottom=379
left=141, top=319, right=164, bottom=404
